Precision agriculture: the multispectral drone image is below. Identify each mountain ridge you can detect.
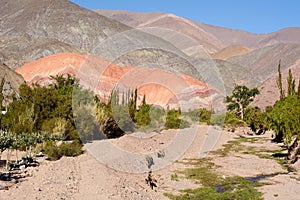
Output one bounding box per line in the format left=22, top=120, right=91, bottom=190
left=0, top=1, right=299, bottom=110
left=95, top=9, right=300, bottom=50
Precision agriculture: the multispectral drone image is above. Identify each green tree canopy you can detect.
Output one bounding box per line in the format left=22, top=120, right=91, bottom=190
left=135, top=95, right=151, bottom=127
left=271, top=95, right=300, bottom=145
left=226, top=85, right=259, bottom=120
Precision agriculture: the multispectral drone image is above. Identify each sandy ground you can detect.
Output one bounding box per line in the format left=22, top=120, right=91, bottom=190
left=0, top=125, right=299, bottom=200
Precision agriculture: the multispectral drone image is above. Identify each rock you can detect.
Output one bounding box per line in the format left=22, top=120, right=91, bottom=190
left=10, top=178, right=17, bottom=184
left=36, top=152, right=45, bottom=157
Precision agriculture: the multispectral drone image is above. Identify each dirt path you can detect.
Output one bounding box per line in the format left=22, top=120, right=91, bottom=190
left=0, top=126, right=299, bottom=200
left=0, top=156, right=80, bottom=200
left=211, top=130, right=300, bottom=200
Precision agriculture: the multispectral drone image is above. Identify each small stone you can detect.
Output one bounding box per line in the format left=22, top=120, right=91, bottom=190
left=10, top=178, right=17, bottom=184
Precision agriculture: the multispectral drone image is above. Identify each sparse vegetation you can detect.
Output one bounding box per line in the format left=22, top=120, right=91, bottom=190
left=165, top=158, right=263, bottom=200
left=212, top=137, right=260, bottom=157
left=171, top=173, right=179, bottom=181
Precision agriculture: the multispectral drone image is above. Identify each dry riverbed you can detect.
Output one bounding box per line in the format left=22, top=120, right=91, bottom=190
left=0, top=125, right=299, bottom=200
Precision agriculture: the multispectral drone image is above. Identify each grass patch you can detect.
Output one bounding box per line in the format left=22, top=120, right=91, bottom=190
left=164, top=136, right=293, bottom=199
left=178, top=159, right=221, bottom=186
left=171, top=173, right=179, bottom=181
left=165, top=158, right=263, bottom=200
left=241, top=146, right=290, bottom=171
left=212, top=136, right=290, bottom=170
left=212, top=137, right=260, bottom=157
left=165, top=185, right=262, bottom=200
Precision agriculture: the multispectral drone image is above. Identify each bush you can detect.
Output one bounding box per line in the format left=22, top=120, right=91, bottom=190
left=112, top=105, right=135, bottom=133
left=210, top=114, right=225, bottom=126
left=165, top=109, right=190, bottom=130
left=59, top=141, right=83, bottom=157
left=244, top=107, right=268, bottom=134
left=44, top=140, right=61, bottom=161
left=148, top=106, right=166, bottom=129
left=184, top=108, right=211, bottom=124
left=225, top=112, right=246, bottom=127
left=271, top=95, right=300, bottom=144
left=135, top=103, right=151, bottom=127
left=96, top=105, right=124, bottom=138
left=43, top=140, right=83, bottom=160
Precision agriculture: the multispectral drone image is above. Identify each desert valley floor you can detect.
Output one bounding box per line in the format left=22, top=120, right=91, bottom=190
left=1, top=125, right=299, bottom=200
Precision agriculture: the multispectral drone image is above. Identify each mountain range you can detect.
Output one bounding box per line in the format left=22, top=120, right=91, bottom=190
left=1, top=0, right=299, bottom=109
left=96, top=10, right=300, bottom=51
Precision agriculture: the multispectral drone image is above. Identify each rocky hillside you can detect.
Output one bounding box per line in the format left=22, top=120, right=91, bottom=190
left=0, top=0, right=133, bottom=69
left=0, top=0, right=204, bottom=88
left=96, top=9, right=300, bottom=50
left=1, top=1, right=299, bottom=110
left=211, top=45, right=252, bottom=60
left=228, top=43, right=300, bottom=87
left=95, top=9, right=300, bottom=102
left=16, top=52, right=220, bottom=110
left=251, top=59, right=300, bottom=109
left=199, top=24, right=300, bottom=48
left=0, top=62, right=24, bottom=106
left=95, top=10, right=225, bottom=54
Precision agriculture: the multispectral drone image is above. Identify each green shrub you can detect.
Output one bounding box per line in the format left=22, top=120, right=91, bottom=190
left=199, top=108, right=212, bottom=123
left=184, top=108, right=211, bottom=124
left=210, top=114, right=225, bottom=126
left=244, top=107, right=268, bottom=134
left=225, top=112, right=245, bottom=127
left=43, top=140, right=83, bottom=160
left=271, top=95, right=300, bottom=144
left=59, top=141, right=83, bottom=157
left=148, top=106, right=166, bottom=129
left=165, top=109, right=190, bottom=130
left=171, top=173, right=179, bottom=181
left=135, top=103, right=152, bottom=127
left=165, top=110, right=181, bottom=129
left=44, top=140, right=61, bottom=161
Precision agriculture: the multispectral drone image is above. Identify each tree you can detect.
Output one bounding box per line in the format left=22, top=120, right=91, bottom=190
left=112, top=104, right=135, bottom=132
left=128, top=88, right=137, bottom=122
left=135, top=95, right=151, bottom=127
left=276, top=60, right=285, bottom=100
left=298, top=79, right=300, bottom=99
left=0, top=77, right=4, bottom=111
left=270, top=67, right=300, bottom=162
left=0, top=78, right=5, bottom=127
left=96, top=103, right=124, bottom=139
left=287, top=69, right=296, bottom=96
left=244, top=107, right=268, bottom=135
left=225, top=85, right=259, bottom=120
left=270, top=95, right=300, bottom=162
left=165, top=109, right=190, bottom=130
